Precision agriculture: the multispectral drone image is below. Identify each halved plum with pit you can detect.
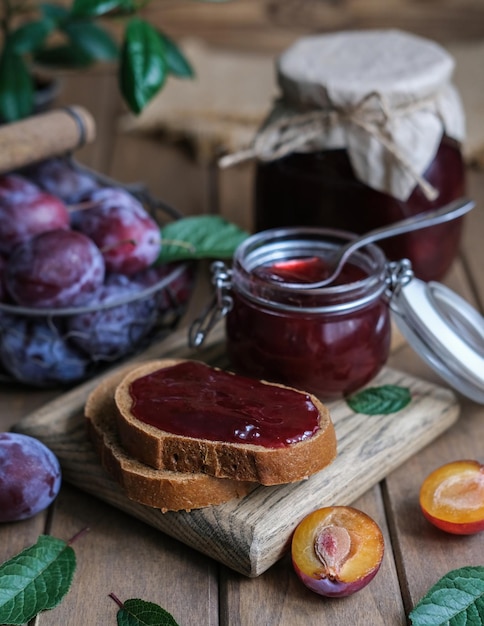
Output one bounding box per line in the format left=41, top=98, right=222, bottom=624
left=291, top=505, right=384, bottom=597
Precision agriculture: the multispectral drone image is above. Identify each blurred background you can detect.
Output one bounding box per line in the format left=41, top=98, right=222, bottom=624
left=46, top=0, right=484, bottom=233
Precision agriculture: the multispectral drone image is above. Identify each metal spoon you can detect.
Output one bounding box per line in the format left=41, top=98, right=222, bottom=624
left=289, top=197, right=475, bottom=289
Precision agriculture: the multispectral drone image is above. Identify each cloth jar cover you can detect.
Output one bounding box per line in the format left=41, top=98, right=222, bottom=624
left=228, top=30, right=466, bottom=202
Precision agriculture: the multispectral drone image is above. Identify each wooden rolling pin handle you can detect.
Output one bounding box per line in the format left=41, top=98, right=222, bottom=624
left=0, top=106, right=96, bottom=175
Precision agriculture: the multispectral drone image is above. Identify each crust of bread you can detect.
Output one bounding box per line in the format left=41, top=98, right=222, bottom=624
left=114, top=359, right=337, bottom=486
left=85, top=367, right=255, bottom=512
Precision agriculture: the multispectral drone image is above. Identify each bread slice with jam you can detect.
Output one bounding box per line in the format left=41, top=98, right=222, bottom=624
left=114, top=359, right=337, bottom=486
left=85, top=367, right=255, bottom=512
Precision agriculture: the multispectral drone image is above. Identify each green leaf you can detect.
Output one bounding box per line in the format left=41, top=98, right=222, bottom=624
left=119, top=18, right=167, bottom=114
left=34, top=43, right=96, bottom=68
left=0, top=47, right=34, bottom=122
left=40, top=3, right=70, bottom=21
left=71, top=0, right=131, bottom=18
left=158, top=215, right=249, bottom=263
left=158, top=32, right=194, bottom=78
left=62, top=20, right=119, bottom=61
left=346, top=384, right=411, bottom=415
left=116, top=598, right=180, bottom=626
left=0, top=535, right=76, bottom=625
left=409, top=566, right=484, bottom=626
left=10, top=19, right=54, bottom=55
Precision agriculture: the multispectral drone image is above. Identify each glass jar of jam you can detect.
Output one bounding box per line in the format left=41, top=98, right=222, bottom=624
left=191, top=227, right=405, bottom=400
left=242, top=30, right=468, bottom=282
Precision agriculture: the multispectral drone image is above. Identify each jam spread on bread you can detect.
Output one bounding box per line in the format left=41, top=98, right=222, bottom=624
left=128, top=361, right=320, bottom=447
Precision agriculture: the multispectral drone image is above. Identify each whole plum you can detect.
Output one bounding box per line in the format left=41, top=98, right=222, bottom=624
left=68, top=273, right=158, bottom=361
left=73, top=187, right=162, bottom=275
left=5, top=229, right=105, bottom=308
left=0, top=432, right=61, bottom=522
left=22, top=157, right=100, bottom=204
left=0, top=254, right=6, bottom=302
left=0, top=313, right=90, bottom=385
left=0, top=174, right=70, bottom=255
left=0, top=173, right=39, bottom=201
left=134, top=262, right=195, bottom=322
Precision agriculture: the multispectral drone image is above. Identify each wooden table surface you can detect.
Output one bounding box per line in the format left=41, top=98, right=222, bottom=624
left=1, top=64, right=483, bottom=626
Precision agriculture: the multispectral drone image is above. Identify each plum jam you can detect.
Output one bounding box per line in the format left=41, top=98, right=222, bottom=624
left=128, top=360, right=321, bottom=447
left=224, top=228, right=392, bottom=399
left=255, top=136, right=466, bottom=282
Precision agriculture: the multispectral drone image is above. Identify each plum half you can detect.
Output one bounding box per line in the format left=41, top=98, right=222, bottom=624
left=419, top=460, right=484, bottom=535
left=291, top=505, right=384, bottom=598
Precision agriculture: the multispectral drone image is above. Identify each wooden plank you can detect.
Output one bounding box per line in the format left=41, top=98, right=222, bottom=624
left=53, top=68, right=123, bottom=174
left=0, top=513, right=49, bottom=571
left=383, top=349, right=484, bottom=612
left=462, top=170, right=484, bottom=309
left=383, top=237, right=484, bottom=613
left=141, top=0, right=484, bottom=53
left=218, top=162, right=255, bottom=233
left=14, top=323, right=459, bottom=577
left=0, top=385, right=58, bottom=431
left=109, top=133, right=212, bottom=218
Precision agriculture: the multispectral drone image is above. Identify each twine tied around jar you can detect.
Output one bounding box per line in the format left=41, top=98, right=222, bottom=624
left=218, top=91, right=440, bottom=201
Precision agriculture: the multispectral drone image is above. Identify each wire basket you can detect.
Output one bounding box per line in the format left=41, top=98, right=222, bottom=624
left=0, top=157, right=196, bottom=387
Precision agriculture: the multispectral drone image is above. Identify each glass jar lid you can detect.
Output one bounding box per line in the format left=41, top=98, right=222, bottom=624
left=391, top=278, right=484, bottom=403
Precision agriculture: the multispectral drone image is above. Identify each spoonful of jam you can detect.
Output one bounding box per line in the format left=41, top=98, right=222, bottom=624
left=267, top=197, right=475, bottom=289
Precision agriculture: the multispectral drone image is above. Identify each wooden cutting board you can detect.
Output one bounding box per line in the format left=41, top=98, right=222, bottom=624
left=14, top=323, right=459, bottom=577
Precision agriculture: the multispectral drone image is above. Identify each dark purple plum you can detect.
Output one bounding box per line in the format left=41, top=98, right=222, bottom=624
left=73, top=187, right=161, bottom=275
left=0, top=175, right=70, bottom=255
left=67, top=273, right=158, bottom=361
left=0, top=432, right=61, bottom=522
left=22, top=157, right=100, bottom=204
left=0, top=313, right=90, bottom=385
left=133, top=262, right=195, bottom=321
left=0, top=173, right=40, bottom=201
left=5, top=229, right=105, bottom=308
left=0, top=255, right=6, bottom=302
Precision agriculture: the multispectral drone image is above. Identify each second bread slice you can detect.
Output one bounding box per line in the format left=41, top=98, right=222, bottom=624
left=114, top=359, right=337, bottom=486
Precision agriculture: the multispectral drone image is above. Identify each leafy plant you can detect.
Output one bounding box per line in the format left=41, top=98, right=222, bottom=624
left=409, top=565, right=484, bottom=625
left=0, top=0, right=229, bottom=122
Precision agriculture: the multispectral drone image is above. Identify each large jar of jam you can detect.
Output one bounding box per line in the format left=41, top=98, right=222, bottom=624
left=216, top=227, right=398, bottom=400
left=247, top=30, right=467, bottom=282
